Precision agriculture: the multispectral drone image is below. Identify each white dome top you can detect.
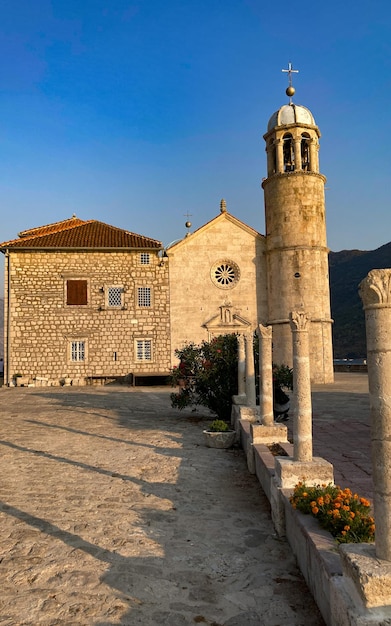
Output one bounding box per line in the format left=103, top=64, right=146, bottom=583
left=267, top=103, right=316, bottom=132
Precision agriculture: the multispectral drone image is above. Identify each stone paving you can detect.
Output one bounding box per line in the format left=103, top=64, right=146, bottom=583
left=0, top=385, right=325, bottom=626
left=310, top=372, right=372, bottom=500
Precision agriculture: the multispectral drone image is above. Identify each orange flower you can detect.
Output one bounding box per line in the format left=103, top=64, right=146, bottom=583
left=350, top=511, right=355, bottom=519
left=334, top=502, right=341, bottom=509
left=344, top=525, right=350, bottom=531
left=312, top=507, right=319, bottom=515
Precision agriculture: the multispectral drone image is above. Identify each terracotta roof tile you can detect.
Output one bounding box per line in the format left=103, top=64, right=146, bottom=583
left=0, top=219, right=162, bottom=250
left=18, top=216, right=86, bottom=238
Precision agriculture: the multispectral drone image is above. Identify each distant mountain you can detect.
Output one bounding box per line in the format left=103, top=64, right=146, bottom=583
left=329, top=242, right=391, bottom=358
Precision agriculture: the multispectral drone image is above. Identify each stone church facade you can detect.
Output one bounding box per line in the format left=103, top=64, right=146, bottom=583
left=0, top=90, right=334, bottom=386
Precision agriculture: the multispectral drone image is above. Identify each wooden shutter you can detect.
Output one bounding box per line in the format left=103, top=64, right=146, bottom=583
left=67, top=280, right=88, bottom=305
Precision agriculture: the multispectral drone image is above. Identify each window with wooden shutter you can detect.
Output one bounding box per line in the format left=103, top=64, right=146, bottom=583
left=67, top=280, right=88, bottom=305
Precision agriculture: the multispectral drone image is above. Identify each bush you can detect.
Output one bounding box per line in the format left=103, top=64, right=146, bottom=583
left=273, top=364, right=293, bottom=390
left=170, top=334, right=238, bottom=421
left=290, top=482, right=375, bottom=544
left=208, top=419, right=231, bottom=432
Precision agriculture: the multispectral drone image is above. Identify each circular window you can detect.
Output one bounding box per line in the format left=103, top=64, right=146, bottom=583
left=211, top=260, right=240, bottom=289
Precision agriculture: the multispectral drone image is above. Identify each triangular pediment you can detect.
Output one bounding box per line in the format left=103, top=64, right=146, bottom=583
left=167, top=211, right=264, bottom=254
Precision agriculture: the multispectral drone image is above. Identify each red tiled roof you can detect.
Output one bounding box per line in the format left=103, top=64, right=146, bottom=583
left=0, top=218, right=162, bottom=250
left=18, top=216, right=86, bottom=238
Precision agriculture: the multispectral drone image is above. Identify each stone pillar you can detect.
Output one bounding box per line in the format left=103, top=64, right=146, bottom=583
left=309, top=139, right=317, bottom=172
left=289, top=311, right=312, bottom=462
left=275, top=139, right=283, bottom=173
left=257, top=323, right=273, bottom=426
left=294, top=138, right=302, bottom=171
left=237, top=333, right=246, bottom=396
left=244, top=332, right=256, bottom=407
left=360, top=269, right=391, bottom=561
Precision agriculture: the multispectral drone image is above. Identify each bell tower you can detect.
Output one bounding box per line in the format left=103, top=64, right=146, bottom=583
left=262, top=64, right=334, bottom=383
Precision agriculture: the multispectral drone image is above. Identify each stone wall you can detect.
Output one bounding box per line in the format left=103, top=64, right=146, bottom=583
left=168, top=213, right=267, bottom=362
left=4, top=249, right=170, bottom=385
left=263, top=171, right=334, bottom=383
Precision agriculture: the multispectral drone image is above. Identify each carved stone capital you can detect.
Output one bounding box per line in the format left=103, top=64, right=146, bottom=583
left=257, top=323, right=272, bottom=340
left=289, top=311, right=310, bottom=332
left=359, top=270, right=391, bottom=309
left=244, top=331, right=253, bottom=345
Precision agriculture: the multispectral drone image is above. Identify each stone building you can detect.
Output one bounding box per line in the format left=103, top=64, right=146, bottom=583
left=167, top=201, right=266, bottom=362
left=0, top=82, right=334, bottom=386
left=0, top=217, right=170, bottom=385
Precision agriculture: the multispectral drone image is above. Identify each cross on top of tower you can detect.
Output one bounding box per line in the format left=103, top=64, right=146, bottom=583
left=282, top=62, right=299, bottom=103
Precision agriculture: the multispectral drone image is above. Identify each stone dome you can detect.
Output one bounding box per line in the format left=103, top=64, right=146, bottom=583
left=267, top=103, right=316, bottom=132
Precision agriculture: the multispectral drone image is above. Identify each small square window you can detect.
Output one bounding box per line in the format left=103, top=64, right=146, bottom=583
left=140, top=253, right=150, bottom=265
left=138, top=287, right=151, bottom=307
left=71, top=341, right=85, bottom=362
left=136, top=339, right=152, bottom=361
left=108, top=287, right=123, bottom=308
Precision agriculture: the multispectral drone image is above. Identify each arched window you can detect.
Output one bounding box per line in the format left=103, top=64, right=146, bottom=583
left=283, top=133, right=294, bottom=172
left=301, top=133, right=311, bottom=171
left=268, top=139, right=276, bottom=175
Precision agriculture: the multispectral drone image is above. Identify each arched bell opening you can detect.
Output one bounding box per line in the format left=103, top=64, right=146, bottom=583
left=283, top=133, right=294, bottom=172
left=301, top=133, right=311, bottom=171
left=267, top=139, right=277, bottom=176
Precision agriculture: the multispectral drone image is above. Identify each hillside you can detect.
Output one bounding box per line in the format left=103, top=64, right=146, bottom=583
left=329, top=242, right=391, bottom=358
left=0, top=297, right=3, bottom=358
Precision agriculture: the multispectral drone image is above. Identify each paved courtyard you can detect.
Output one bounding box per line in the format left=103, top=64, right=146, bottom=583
left=0, top=385, right=325, bottom=626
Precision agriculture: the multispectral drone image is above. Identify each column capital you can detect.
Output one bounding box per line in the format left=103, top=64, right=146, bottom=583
left=257, top=323, right=272, bottom=340
left=289, top=311, right=310, bottom=332
left=359, top=269, right=391, bottom=309
left=244, top=331, right=253, bottom=343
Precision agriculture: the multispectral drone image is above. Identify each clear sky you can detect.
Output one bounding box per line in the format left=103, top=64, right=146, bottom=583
left=0, top=0, right=390, bottom=294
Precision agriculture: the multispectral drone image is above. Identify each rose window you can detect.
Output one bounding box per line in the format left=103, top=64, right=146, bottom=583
left=211, top=260, right=240, bottom=289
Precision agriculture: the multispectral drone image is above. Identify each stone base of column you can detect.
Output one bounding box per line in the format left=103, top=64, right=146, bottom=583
left=275, top=456, right=334, bottom=489
left=339, top=543, right=391, bottom=609
left=232, top=394, right=247, bottom=405
left=239, top=406, right=259, bottom=421
left=251, top=423, right=288, bottom=444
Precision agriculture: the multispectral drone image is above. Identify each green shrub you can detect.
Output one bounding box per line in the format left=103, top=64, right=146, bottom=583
left=170, top=334, right=238, bottom=421
left=208, top=419, right=231, bottom=432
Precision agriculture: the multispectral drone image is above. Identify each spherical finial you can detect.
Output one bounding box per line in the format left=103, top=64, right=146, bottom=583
left=286, top=86, right=295, bottom=98
left=220, top=198, right=227, bottom=213
left=185, top=221, right=192, bottom=229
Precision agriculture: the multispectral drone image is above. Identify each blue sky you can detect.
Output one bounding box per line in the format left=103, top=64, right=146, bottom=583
left=0, top=0, right=390, bottom=293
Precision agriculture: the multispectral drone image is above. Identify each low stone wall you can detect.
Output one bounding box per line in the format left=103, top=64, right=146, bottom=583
left=235, top=416, right=390, bottom=626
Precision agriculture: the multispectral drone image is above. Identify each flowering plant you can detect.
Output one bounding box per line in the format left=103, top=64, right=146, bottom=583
left=290, top=482, right=375, bottom=543
left=290, top=482, right=375, bottom=544
left=170, top=334, right=238, bottom=421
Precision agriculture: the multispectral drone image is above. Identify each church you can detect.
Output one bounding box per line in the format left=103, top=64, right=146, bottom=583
left=0, top=76, right=334, bottom=387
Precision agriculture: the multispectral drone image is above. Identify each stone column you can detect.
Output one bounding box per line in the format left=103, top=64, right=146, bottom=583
left=275, top=139, right=283, bottom=173
left=309, top=139, right=317, bottom=172
left=237, top=334, right=246, bottom=396
left=294, top=138, right=302, bottom=171
left=244, top=332, right=256, bottom=407
left=289, top=311, right=312, bottom=462
left=360, top=269, right=391, bottom=561
left=257, top=323, right=273, bottom=426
